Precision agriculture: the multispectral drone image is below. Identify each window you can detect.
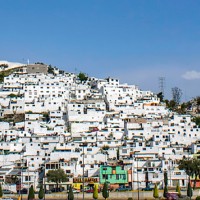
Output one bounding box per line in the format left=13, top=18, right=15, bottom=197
left=103, top=174, right=108, bottom=179
left=25, top=176, right=31, bottom=181
left=122, top=149, right=127, bottom=153
left=153, top=173, right=158, bottom=178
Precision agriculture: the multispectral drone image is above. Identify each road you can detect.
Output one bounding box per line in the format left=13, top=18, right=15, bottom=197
left=3, top=189, right=200, bottom=200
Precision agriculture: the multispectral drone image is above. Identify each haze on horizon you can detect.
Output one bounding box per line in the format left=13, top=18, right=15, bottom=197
left=0, top=0, right=200, bottom=101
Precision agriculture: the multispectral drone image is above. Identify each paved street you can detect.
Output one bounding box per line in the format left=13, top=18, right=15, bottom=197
left=4, top=190, right=200, bottom=200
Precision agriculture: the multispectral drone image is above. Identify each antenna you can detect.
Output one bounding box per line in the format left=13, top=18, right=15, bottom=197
left=158, top=77, right=165, bottom=98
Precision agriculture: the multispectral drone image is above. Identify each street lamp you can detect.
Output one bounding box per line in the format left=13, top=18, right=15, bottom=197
left=103, top=151, right=109, bottom=183
left=80, top=142, right=87, bottom=200
left=20, top=154, right=24, bottom=200
left=133, top=151, right=140, bottom=200
left=43, top=167, right=46, bottom=200
left=42, top=148, right=48, bottom=200
left=168, top=158, right=172, bottom=187
left=136, top=155, right=139, bottom=200
left=103, top=151, right=109, bottom=166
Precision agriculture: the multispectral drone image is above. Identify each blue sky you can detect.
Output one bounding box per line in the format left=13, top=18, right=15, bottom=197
left=0, top=0, right=200, bottom=100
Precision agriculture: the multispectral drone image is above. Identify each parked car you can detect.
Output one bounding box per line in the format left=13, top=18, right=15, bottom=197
left=72, top=189, right=80, bottom=193
left=85, top=188, right=101, bottom=193
left=51, top=188, right=64, bottom=192
left=166, top=192, right=179, bottom=200
left=18, top=188, right=28, bottom=194
left=115, top=186, right=132, bottom=192
left=80, top=187, right=90, bottom=192
left=2, top=189, right=14, bottom=194
left=141, top=186, right=153, bottom=191
left=45, top=189, right=52, bottom=194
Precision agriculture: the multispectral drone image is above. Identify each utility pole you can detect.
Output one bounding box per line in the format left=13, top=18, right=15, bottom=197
left=158, top=77, right=165, bottom=98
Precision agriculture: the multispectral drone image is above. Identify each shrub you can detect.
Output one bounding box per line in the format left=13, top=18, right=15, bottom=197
left=102, top=182, right=109, bottom=200
left=28, top=185, right=35, bottom=200
left=93, top=185, right=98, bottom=200
left=187, top=182, right=193, bottom=198
left=38, top=186, right=44, bottom=200
left=153, top=184, right=159, bottom=199
left=67, top=186, right=74, bottom=200
left=163, top=185, right=168, bottom=198
left=176, top=183, right=181, bottom=197
left=0, top=183, right=2, bottom=198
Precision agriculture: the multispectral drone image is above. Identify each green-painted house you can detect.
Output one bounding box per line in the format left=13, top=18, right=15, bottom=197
left=99, top=165, right=128, bottom=186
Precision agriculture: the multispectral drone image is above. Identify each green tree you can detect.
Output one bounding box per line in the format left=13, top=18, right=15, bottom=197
left=102, top=182, right=109, bottom=200
left=191, top=159, right=200, bottom=189
left=153, top=184, right=159, bottom=199
left=7, top=93, right=18, bottom=98
left=157, top=92, right=164, bottom=102
left=163, top=171, right=168, bottom=198
left=102, top=145, right=109, bottom=151
left=178, top=158, right=193, bottom=183
left=176, top=183, right=181, bottom=197
left=196, top=96, right=200, bottom=106
left=38, top=186, right=44, bottom=200
left=166, top=100, right=176, bottom=110
left=116, top=147, right=120, bottom=160
left=46, top=169, right=68, bottom=189
left=48, top=65, right=55, bottom=75
left=93, top=185, right=98, bottom=200
left=28, top=185, right=35, bottom=200
left=77, top=72, right=88, bottom=82
left=172, top=87, right=182, bottom=106
left=0, top=183, right=3, bottom=198
left=178, top=158, right=200, bottom=189
left=193, top=117, right=200, bottom=127
left=67, top=186, right=74, bottom=200
left=164, top=171, right=168, bottom=187
left=187, top=182, right=193, bottom=199
left=0, top=72, right=5, bottom=83
left=163, top=185, right=168, bottom=198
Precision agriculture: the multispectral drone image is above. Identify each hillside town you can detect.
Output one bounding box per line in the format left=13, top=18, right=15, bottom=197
left=0, top=61, right=199, bottom=194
